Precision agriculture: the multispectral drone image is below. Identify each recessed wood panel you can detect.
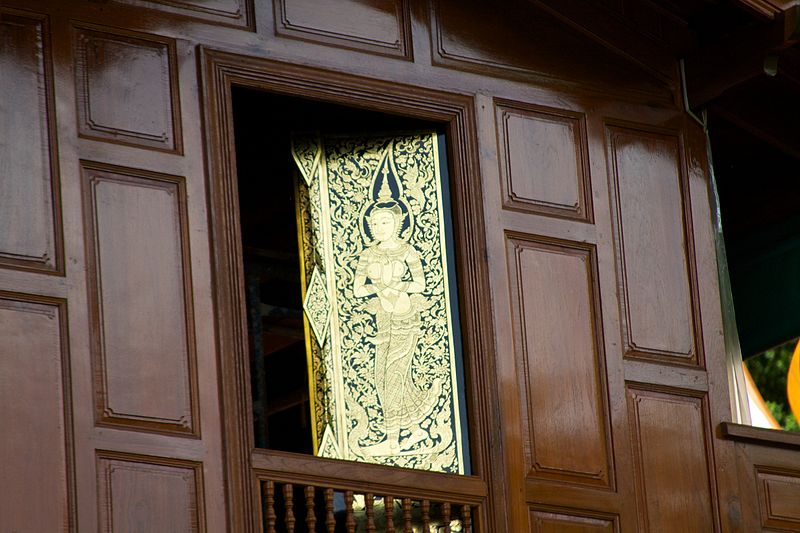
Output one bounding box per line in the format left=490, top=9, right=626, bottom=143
left=530, top=509, right=618, bottom=532
left=607, top=124, right=701, bottom=365
left=97, top=452, right=203, bottom=532
left=508, top=235, right=612, bottom=487
left=274, top=0, right=411, bottom=59
left=83, top=162, right=198, bottom=435
left=496, top=100, right=591, bottom=221
left=756, top=467, right=800, bottom=531
left=627, top=387, right=716, bottom=532
left=0, top=11, right=62, bottom=273
left=111, top=0, right=252, bottom=28
left=0, top=294, right=74, bottom=532
left=430, top=0, right=671, bottom=102
left=75, top=26, right=181, bottom=152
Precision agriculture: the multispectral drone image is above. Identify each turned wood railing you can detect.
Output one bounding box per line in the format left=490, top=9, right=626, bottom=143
left=253, top=450, right=484, bottom=533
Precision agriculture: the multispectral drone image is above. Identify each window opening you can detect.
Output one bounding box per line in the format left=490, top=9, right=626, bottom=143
left=710, top=113, right=800, bottom=432
left=232, top=88, right=473, bottom=469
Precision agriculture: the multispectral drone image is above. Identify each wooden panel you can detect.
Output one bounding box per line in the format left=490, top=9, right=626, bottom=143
left=97, top=452, right=204, bottom=532
left=110, top=0, right=252, bottom=28
left=496, top=100, right=591, bottom=221
left=606, top=124, right=701, bottom=365
left=75, top=25, right=181, bottom=152
left=274, top=0, right=411, bottom=59
left=430, top=0, right=672, bottom=102
left=530, top=509, right=618, bottom=532
left=83, top=162, right=198, bottom=435
left=627, top=387, right=716, bottom=532
left=756, top=467, right=800, bottom=531
left=508, top=234, right=611, bottom=487
left=0, top=293, right=74, bottom=532
left=0, top=11, right=62, bottom=273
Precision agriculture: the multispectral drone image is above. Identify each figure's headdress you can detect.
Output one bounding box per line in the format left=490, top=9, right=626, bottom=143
left=359, top=141, right=414, bottom=243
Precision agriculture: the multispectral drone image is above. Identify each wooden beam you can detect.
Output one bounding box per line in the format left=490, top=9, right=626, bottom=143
left=684, top=5, right=800, bottom=108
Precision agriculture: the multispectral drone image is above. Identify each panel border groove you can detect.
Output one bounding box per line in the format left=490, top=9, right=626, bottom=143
left=0, top=9, right=65, bottom=275
left=494, top=98, right=593, bottom=223
left=273, top=0, right=413, bottom=60
left=73, top=23, right=183, bottom=154
left=0, top=290, right=76, bottom=531
left=81, top=159, right=200, bottom=437
left=505, top=231, right=614, bottom=489
left=605, top=120, right=704, bottom=367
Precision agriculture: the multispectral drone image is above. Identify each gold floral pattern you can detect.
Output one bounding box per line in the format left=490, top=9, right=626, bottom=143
left=293, top=132, right=466, bottom=474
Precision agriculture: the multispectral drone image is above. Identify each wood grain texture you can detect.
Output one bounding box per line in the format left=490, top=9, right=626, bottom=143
left=97, top=451, right=204, bottom=532
left=606, top=123, right=702, bottom=365
left=0, top=10, right=62, bottom=273
left=507, top=234, right=611, bottom=487
left=756, top=466, right=800, bottom=531
left=430, top=0, right=673, bottom=103
left=83, top=162, right=198, bottom=435
left=110, top=0, right=253, bottom=28
left=74, top=25, right=181, bottom=152
left=0, top=293, right=74, bottom=532
left=627, top=386, right=717, bottom=532
left=274, top=0, right=411, bottom=59
left=495, top=100, right=592, bottom=222
left=530, top=508, right=618, bottom=532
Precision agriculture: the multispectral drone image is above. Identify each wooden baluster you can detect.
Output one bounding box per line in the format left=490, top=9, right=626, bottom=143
left=442, top=502, right=451, bottom=533
left=325, top=489, right=335, bottom=533
left=345, top=491, right=355, bottom=533
left=305, top=486, right=316, bottom=532
left=365, top=493, right=375, bottom=533
left=284, top=484, right=295, bottom=533
left=421, top=500, right=430, bottom=533
left=265, top=481, right=276, bottom=533
left=402, top=498, right=412, bottom=533
left=461, top=505, right=472, bottom=533
left=385, top=496, right=395, bottom=533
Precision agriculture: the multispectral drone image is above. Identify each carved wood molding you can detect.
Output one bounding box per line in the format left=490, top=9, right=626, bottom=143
left=200, top=47, right=502, bottom=533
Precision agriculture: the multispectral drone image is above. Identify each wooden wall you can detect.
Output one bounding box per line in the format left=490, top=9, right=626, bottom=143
left=0, top=0, right=798, bottom=531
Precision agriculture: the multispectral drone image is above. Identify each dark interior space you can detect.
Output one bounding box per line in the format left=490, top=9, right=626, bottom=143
left=710, top=112, right=800, bottom=359
left=231, top=87, right=440, bottom=453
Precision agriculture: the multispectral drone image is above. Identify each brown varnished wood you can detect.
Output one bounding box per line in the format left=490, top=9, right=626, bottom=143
left=755, top=466, right=800, bottom=530
left=606, top=122, right=703, bottom=365
left=109, top=0, right=254, bottom=29
left=251, top=449, right=486, bottom=504
left=73, top=24, right=182, bottom=153
left=96, top=450, right=205, bottom=532
left=0, top=292, right=75, bottom=532
left=0, top=1, right=796, bottom=532
left=274, top=0, right=412, bottom=59
left=505, top=234, right=612, bottom=488
left=0, top=9, right=63, bottom=275
left=81, top=161, right=199, bottom=436
left=626, top=386, right=718, bottom=532
left=495, top=99, right=593, bottom=222
left=529, top=508, right=618, bottom=532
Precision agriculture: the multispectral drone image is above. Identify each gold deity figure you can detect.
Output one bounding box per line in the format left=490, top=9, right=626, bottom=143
left=352, top=199, right=442, bottom=456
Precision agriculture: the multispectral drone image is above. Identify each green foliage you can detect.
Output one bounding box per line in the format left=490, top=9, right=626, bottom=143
left=746, top=339, right=800, bottom=432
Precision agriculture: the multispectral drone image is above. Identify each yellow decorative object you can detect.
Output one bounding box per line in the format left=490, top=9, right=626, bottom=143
left=788, top=339, right=800, bottom=423
left=292, top=132, right=467, bottom=474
